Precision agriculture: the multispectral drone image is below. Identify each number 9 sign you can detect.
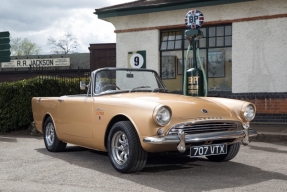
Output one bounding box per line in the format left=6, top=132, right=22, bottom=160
left=129, top=53, right=144, bottom=68
left=185, top=10, right=204, bottom=29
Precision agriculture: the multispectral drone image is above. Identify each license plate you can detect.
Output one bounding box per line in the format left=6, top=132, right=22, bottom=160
left=190, top=143, right=227, bottom=157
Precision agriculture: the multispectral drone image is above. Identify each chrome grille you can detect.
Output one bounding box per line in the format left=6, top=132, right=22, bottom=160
left=168, top=122, right=238, bottom=135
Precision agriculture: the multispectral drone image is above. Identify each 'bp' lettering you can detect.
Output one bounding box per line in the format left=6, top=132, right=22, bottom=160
left=189, top=16, right=199, bottom=23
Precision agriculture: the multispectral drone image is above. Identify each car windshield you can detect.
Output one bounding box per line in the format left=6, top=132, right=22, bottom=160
left=91, top=68, right=166, bottom=95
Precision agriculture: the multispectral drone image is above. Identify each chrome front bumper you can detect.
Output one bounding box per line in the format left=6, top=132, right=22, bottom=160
left=143, top=129, right=257, bottom=153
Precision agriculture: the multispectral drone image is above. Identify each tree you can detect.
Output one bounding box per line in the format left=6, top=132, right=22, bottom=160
left=47, top=33, right=79, bottom=54
left=11, top=38, right=41, bottom=56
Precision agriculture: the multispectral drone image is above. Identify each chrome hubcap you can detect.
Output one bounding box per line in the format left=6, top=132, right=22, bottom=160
left=111, top=131, right=129, bottom=165
left=45, top=122, right=55, bottom=146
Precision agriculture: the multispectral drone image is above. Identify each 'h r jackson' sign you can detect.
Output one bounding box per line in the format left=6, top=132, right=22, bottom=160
left=1, top=58, right=70, bottom=68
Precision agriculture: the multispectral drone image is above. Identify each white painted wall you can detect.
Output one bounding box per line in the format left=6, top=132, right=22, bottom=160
left=116, top=30, right=160, bottom=73
left=102, top=0, right=287, bottom=93
left=233, top=17, right=287, bottom=93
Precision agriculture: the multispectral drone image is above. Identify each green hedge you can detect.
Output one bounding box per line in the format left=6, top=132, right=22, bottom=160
left=0, top=78, right=87, bottom=132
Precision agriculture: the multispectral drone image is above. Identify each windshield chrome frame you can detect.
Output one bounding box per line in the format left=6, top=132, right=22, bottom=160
left=87, top=67, right=166, bottom=96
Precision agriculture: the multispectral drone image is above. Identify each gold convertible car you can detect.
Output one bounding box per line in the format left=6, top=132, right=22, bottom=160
left=32, top=67, right=257, bottom=173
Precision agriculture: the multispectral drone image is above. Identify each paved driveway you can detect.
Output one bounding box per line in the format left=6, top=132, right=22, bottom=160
left=0, top=134, right=287, bottom=192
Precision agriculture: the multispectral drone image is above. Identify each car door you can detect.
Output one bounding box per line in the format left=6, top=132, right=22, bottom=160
left=56, top=96, right=93, bottom=138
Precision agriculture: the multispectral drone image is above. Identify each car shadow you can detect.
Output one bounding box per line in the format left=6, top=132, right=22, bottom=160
left=36, top=145, right=287, bottom=192
left=143, top=153, right=204, bottom=173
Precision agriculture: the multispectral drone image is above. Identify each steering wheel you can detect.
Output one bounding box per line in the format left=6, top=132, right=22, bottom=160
left=101, top=84, right=121, bottom=92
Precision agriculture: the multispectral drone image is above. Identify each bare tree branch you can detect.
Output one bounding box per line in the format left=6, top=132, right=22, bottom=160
left=47, top=33, right=79, bottom=54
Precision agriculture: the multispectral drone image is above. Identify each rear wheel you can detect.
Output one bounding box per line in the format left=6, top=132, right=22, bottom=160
left=43, top=117, right=67, bottom=152
left=107, top=121, right=147, bottom=173
left=206, top=142, right=240, bottom=162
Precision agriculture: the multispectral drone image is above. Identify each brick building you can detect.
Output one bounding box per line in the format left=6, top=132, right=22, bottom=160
left=95, top=0, right=287, bottom=124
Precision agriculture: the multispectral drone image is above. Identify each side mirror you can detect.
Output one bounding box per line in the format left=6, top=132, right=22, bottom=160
left=80, top=81, right=87, bottom=90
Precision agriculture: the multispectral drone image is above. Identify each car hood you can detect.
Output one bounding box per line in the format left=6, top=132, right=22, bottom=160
left=110, top=92, right=238, bottom=121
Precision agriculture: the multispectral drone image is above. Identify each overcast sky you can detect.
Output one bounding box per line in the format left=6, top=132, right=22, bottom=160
left=0, top=0, right=136, bottom=54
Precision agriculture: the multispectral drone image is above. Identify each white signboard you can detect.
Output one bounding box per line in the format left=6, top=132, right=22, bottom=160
left=129, top=53, right=144, bottom=68
left=128, top=51, right=146, bottom=69
left=1, top=58, right=70, bottom=68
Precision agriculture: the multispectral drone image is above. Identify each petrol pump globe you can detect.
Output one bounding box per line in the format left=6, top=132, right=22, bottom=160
left=185, top=10, right=204, bottom=29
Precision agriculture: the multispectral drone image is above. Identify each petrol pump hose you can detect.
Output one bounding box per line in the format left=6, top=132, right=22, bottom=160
left=183, top=44, right=191, bottom=96
left=197, top=47, right=208, bottom=96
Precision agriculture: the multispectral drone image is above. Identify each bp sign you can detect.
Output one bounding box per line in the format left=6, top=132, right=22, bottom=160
left=185, top=10, right=204, bottom=29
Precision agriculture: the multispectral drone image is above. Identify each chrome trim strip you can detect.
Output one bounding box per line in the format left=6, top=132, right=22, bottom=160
left=143, top=129, right=257, bottom=144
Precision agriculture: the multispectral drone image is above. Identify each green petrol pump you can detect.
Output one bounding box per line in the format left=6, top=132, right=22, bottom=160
left=183, top=10, right=207, bottom=97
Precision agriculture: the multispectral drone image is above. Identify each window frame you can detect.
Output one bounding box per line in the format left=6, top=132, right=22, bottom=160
left=159, top=24, right=232, bottom=93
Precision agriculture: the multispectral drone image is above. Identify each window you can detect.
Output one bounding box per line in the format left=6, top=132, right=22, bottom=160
left=160, top=30, right=182, bottom=50
left=160, top=25, right=232, bottom=94
left=208, top=26, right=232, bottom=47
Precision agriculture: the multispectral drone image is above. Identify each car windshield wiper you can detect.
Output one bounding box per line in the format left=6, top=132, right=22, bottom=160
left=152, top=88, right=167, bottom=93
left=129, top=86, right=151, bottom=93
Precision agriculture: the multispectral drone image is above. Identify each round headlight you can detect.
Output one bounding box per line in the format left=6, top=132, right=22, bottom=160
left=155, top=106, right=171, bottom=126
left=243, top=104, right=255, bottom=121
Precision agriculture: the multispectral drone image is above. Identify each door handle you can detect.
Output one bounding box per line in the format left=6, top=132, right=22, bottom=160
left=58, top=99, right=65, bottom=102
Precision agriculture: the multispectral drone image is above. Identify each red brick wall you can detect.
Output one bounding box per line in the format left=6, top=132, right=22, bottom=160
left=245, top=98, right=287, bottom=114
left=89, top=43, right=116, bottom=71
left=212, top=92, right=287, bottom=123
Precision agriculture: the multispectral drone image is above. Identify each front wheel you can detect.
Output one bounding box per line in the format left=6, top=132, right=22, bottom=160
left=206, top=142, right=240, bottom=162
left=107, top=121, right=147, bottom=173
left=43, top=117, right=67, bottom=152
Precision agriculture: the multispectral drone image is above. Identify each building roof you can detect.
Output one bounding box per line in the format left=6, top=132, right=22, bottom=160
left=95, top=0, right=253, bottom=19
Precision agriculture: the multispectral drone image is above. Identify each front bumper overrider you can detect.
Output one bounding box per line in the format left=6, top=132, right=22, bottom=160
left=143, top=129, right=257, bottom=153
